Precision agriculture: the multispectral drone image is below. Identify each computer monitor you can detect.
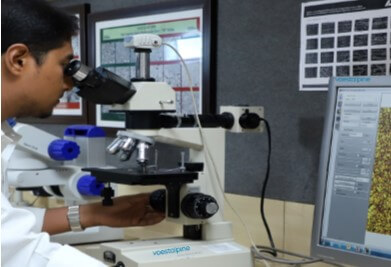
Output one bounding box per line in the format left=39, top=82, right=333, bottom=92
left=311, top=76, right=391, bottom=267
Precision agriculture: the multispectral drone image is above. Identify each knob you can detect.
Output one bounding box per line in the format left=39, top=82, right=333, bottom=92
left=6, top=118, right=17, bottom=127
left=48, top=139, right=80, bottom=161
left=149, top=189, right=166, bottom=213
left=77, top=175, right=104, bottom=196
left=181, top=193, right=219, bottom=219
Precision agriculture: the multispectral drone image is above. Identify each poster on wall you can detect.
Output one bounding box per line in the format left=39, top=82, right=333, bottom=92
left=88, top=0, right=216, bottom=129
left=299, top=0, right=391, bottom=91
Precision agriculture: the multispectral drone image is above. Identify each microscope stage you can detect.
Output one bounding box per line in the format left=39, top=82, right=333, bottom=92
left=83, top=167, right=198, bottom=186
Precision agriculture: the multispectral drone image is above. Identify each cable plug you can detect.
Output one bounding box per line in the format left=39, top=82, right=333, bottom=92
left=239, top=109, right=262, bottom=129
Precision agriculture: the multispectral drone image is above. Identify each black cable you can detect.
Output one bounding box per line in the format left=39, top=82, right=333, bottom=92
left=258, top=118, right=277, bottom=256
left=252, top=118, right=340, bottom=266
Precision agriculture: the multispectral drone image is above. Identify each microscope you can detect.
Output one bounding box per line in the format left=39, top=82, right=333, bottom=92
left=64, top=34, right=264, bottom=267
left=3, top=121, right=124, bottom=244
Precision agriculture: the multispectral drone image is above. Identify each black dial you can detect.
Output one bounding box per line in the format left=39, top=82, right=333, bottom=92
left=149, top=189, right=166, bottom=213
left=181, top=193, right=219, bottom=219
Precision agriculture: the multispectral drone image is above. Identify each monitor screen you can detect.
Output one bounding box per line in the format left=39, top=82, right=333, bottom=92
left=311, top=77, right=391, bottom=267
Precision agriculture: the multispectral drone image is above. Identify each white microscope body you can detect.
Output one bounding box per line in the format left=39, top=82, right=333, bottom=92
left=97, top=111, right=262, bottom=267
left=4, top=122, right=124, bottom=244
left=79, top=34, right=264, bottom=267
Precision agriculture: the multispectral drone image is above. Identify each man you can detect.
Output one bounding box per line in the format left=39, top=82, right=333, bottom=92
left=1, top=0, right=165, bottom=266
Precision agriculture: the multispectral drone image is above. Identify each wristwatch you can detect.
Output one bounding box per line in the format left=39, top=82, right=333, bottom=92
left=67, top=205, right=83, bottom=232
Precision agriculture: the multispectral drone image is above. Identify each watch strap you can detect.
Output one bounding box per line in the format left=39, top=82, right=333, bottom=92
left=67, top=205, right=83, bottom=232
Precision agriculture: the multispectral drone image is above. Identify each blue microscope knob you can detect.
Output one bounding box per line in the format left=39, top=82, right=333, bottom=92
left=6, top=118, right=17, bottom=127
left=77, top=175, right=104, bottom=196
left=48, top=139, right=80, bottom=161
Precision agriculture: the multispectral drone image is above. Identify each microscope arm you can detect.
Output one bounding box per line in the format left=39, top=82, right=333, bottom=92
left=7, top=123, right=80, bottom=170
left=4, top=123, right=107, bottom=205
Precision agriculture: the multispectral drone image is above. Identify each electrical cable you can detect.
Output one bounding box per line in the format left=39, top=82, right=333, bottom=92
left=258, top=118, right=277, bottom=256
left=163, top=42, right=337, bottom=266
left=28, top=196, right=40, bottom=207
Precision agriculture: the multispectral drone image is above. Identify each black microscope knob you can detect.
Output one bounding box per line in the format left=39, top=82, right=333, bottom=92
left=181, top=193, right=219, bottom=219
left=149, top=189, right=166, bottom=213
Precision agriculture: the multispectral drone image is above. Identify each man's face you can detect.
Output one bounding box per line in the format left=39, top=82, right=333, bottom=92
left=22, top=41, right=74, bottom=118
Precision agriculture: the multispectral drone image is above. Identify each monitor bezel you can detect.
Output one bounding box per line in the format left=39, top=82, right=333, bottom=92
left=311, top=76, right=391, bottom=267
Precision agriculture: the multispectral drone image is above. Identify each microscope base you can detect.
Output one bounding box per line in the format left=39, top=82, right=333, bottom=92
left=51, top=226, right=124, bottom=245
left=89, top=237, right=254, bottom=267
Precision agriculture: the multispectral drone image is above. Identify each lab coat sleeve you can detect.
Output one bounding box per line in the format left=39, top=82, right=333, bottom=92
left=23, top=206, right=46, bottom=232
left=1, top=193, right=106, bottom=267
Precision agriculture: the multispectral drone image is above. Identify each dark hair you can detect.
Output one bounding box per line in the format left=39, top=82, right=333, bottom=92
left=1, top=0, right=79, bottom=64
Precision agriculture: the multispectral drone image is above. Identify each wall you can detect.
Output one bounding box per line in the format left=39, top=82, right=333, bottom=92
left=37, top=0, right=327, bottom=204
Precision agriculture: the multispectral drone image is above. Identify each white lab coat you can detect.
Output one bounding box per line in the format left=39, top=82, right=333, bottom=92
left=1, top=121, right=106, bottom=267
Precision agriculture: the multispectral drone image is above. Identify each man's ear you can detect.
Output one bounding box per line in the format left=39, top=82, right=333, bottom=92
left=3, top=44, right=31, bottom=76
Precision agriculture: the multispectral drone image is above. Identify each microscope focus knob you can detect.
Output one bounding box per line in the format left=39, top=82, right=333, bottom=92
left=181, top=193, right=219, bottom=219
left=48, top=139, right=80, bottom=161
left=77, top=175, right=104, bottom=196
left=149, top=189, right=166, bottom=213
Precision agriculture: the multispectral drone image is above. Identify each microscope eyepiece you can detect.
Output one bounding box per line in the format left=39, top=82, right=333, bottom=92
left=64, top=59, right=80, bottom=76
left=63, top=60, right=136, bottom=105
left=64, top=59, right=90, bottom=82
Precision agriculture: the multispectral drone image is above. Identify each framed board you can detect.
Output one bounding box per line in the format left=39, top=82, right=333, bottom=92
left=299, top=0, right=391, bottom=91
left=88, top=0, right=216, bottom=129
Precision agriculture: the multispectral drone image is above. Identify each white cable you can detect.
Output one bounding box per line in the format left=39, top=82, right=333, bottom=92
left=162, top=42, right=330, bottom=266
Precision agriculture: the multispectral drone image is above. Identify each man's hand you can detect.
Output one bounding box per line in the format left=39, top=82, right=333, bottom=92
left=42, top=193, right=165, bottom=235
left=80, top=193, right=165, bottom=229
